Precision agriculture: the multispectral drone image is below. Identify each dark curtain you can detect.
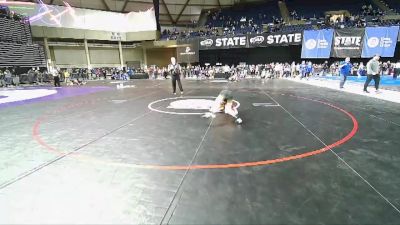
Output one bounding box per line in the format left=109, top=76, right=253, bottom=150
left=199, top=46, right=301, bottom=65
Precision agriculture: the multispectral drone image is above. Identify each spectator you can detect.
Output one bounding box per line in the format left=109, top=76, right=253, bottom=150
left=357, top=62, right=366, bottom=78
left=305, top=62, right=313, bottom=79
left=4, top=68, right=12, bottom=86
left=394, top=61, right=400, bottom=80
left=52, top=67, right=61, bottom=87
left=64, top=69, right=70, bottom=85
left=364, top=55, right=381, bottom=93
left=300, top=61, right=307, bottom=79
left=339, top=57, right=352, bottom=89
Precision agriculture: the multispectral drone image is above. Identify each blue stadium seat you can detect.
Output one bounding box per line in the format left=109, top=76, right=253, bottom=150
left=384, top=0, right=400, bottom=12
left=285, top=0, right=374, bottom=19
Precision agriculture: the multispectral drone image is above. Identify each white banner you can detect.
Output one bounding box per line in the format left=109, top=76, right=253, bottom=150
left=8, top=1, right=156, bottom=32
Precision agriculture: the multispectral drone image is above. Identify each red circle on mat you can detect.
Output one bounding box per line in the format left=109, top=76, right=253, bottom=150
left=32, top=95, right=359, bottom=170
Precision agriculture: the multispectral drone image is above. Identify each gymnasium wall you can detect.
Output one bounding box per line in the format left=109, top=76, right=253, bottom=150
left=32, top=26, right=158, bottom=42
left=50, top=46, right=145, bottom=68
left=89, top=48, right=120, bottom=67
left=123, top=48, right=144, bottom=66
left=52, top=46, right=87, bottom=68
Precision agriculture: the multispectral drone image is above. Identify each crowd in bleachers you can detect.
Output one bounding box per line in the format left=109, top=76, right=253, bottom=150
left=0, top=67, right=98, bottom=87
left=160, top=60, right=400, bottom=81
left=290, top=3, right=390, bottom=29
left=204, top=2, right=282, bottom=35
left=0, top=65, right=161, bottom=87
left=382, top=0, right=400, bottom=13
left=0, top=5, right=32, bottom=45
left=0, top=5, right=28, bottom=22
left=161, top=2, right=283, bottom=40
left=0, top=4, right=45, bottom=70
left=0, top=67, right=52, bottom=87
left=56, top=67, right=148, bottom=83
left=2, top=60, right=399, bottom=87
left=161, top=0, right=400, bottom=40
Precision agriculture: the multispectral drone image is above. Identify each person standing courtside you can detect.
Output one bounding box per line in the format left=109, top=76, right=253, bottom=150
left=364, top=55, right=381, bottom=93
left=339, top=57, right=352, bottom=89
left=52, top=67, right=61, bottom=87
left=394, top=60, right=400, bottom=80
left=168, top=57, right=183, bottom=95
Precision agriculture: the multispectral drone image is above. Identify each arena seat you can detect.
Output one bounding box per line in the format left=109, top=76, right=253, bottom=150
left=285, top=0, right=374, bottom=19
left=383, top=0, right=400, bottom=12
left=0, top=16, right=45, bottom=68
left=206, top=2, right=281, bottom=35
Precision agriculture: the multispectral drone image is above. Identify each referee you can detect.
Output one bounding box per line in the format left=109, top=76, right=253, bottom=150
left=168, top=57, right=183, bottom=95
left=52, top=67, right=61, bottom=87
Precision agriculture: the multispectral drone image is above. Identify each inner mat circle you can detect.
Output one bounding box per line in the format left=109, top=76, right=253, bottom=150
left=148, top=96, right=240, bottom=115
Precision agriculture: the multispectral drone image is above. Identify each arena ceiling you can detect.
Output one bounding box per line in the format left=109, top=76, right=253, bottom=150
left=16, top=0, right=266, bottom=25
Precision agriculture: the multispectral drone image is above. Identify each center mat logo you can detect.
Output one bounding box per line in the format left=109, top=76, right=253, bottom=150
left=0, top=89, right=57, bottom=104
left=148, top=97, right=240, bottom=115
left=167, top=99, right=214, bottom=110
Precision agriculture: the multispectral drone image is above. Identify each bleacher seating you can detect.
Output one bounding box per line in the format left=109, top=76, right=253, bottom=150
left=383, top=0, right=400, bottom=12
left=206, top=2, right=281, bottom=35
left=376, top=19, right=400, bottom=26
left=0, top=17, right=32, bottom=44
left=280, top=24, right=314, bottom=33
left=285, top=0, right=372, bottom=19
left=0, top=14, right=45, bottom=68
left=161, top=0, right=399, bottom=40
left=0, top=42, right=45, bottom=67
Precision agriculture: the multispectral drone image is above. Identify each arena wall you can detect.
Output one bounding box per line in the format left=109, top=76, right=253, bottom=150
left=32, top=27, right=158, bottom=42
left=52, top=46, right=87, bottom=68
left=49, top=45, right=145, bottom=68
